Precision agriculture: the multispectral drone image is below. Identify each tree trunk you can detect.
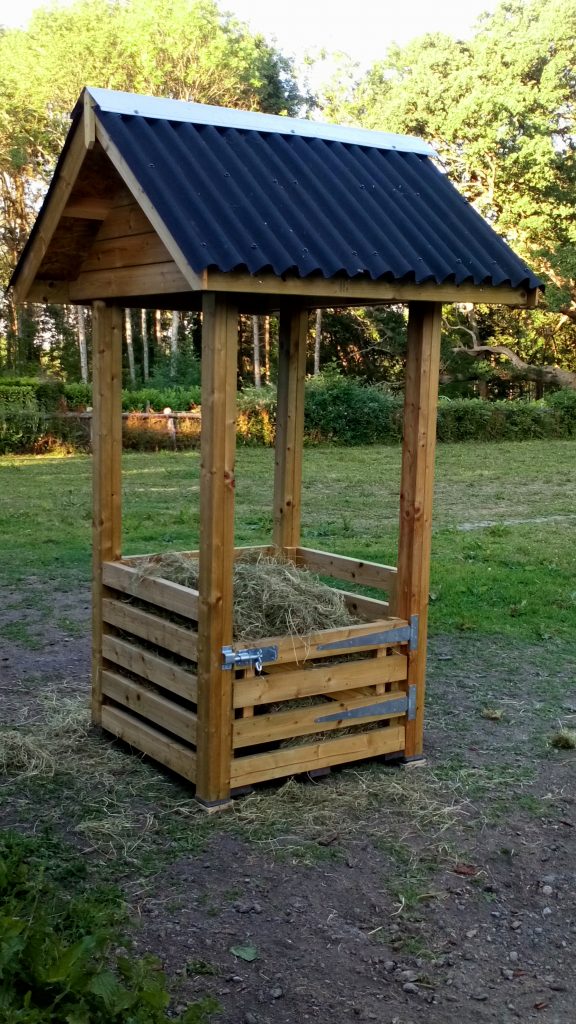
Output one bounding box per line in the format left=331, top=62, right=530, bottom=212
left=155, top=309, right=162, bottom=352
left=252, top=315, right=261, bottom=387
left=314, top=308, right=322, bottom=375
left=124, top=308, right=136, bottom=385
left=141, top=308, right=149, bottom=381
left=264, top=315, right=270, bottom=384
left=77, top=306, right=88, bottom=383
left=170, top=310, right=179, bottom=378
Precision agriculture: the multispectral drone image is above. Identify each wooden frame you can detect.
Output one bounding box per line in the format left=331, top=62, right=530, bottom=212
left=9, top=90, right=539, bottom=807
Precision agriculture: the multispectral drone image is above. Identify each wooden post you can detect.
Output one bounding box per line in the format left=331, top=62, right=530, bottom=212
left=396, top=302, right=442, bottom=759
left=273, top=304, right=308, bottom=552
left=196, top=293, right=238, bottom=807
left=92, top=302, right=122, bottom=725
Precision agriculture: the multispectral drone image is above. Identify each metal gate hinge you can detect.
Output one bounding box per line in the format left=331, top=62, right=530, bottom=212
left=222, top=644, right=278, bottom=672
left=316, top=614, right=419, bottom=654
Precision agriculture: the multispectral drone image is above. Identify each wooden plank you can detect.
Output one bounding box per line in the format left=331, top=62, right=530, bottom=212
left=233, top=652, right=407, bottom=707
left=273, top=306, right=308, bottom=551
left=11, top=116, right=89, bottom=303
left=339, top=589, right=390, bottom=620
left=204, top=270, right=535, bottom=309
left=91, top=303, right=123, bottom=726
left=69, top=262, right=190, bottom=301
left=102, top=635, right=198, bottom=702
left=121, top=544, right=273, bottom=566
left=230, top=725, right=405, bottom=787
left=296, top=547, right=397, bottom=592
left=102, top=669, right=197, bottom=744
left=102, top=561, right=199, bottom=620
left=95, top=119, right=204, bottom=291
left=64, top=198, right=113, bottom=219
left=233, top=690, right=407, bottom=748
left=95, top=201, right=153, bottom=241
left=83, top=90, right=96, bottom=150
left=196, top=294, right=238, bottom=805
left=396, top=302, right=442, bottom=758
left=81, top=231, right=173, bottom=272
left=234, top=616, right=409, bottom=666
left=102, top=598, right=198, bottom=660
left=101, top=705, right=196, bottom=783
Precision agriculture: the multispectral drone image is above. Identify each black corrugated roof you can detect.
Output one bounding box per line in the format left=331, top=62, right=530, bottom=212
left=93, top=98, right=541, bottom=291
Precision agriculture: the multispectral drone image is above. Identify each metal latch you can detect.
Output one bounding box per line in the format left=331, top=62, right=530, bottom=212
left=222, top=644, right=278, bottom=672
left=316, top=614, right=419, bottom=654
left=314, top=684, right=417, bottom=724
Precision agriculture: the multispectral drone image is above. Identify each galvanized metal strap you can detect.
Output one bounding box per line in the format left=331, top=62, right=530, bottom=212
left=316, top=614, right=419, bottom=654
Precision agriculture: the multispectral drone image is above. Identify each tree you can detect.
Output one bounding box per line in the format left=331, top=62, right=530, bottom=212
left=335, top=0, right=576, bottom=381
left=0, top=0, right=305, bottom=377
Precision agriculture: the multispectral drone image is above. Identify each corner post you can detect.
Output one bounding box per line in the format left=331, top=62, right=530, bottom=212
left=273, top=304, right=308, bottom=552
left=91, top=302, right=123, bottom=725
left=396, top=302, right=442, bottom=759
left=196, top=293, right=238, bottom=807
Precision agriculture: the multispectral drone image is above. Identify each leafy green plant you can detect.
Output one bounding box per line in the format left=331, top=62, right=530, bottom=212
left=0, top=831, right=218, bottom=1023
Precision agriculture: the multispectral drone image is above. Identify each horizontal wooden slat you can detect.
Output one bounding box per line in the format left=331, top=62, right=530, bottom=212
left=102, top=598, right=197, bottom=660
left=101, top=705, right=196, bottom=782
left=234, top=617, right=409, bottom=666
left=230, top=725, right=405, bottom=787
left=69, top=261, right=190, bottom=300
left=206, top=270, right=534, bottom=309
left=338, top=589, right=391, bottom=620
left=102, top=635, right=197, bottom=701
left=102, top=561, right=199, bottom=620
left=295, top=547, right=397, bottom=592
left=96, top=201, right=154, bottom=241
left=121, top=544, right=273, bottom=566
left=234, top=652, right=406, bottom=707
left=82, top=231, right=173, bottom=272
left=102, top=670, right=197, bottom=744
left=233, top=690, right=407, bottom=748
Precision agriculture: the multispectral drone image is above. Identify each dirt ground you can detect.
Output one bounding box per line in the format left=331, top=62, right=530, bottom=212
left=1, top=579, right=576, bottom=1024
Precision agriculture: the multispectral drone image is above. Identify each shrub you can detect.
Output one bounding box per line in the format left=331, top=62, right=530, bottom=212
left=0, top=830, right=218, bottom=1023
left=0, top=387, right=41, bottom=453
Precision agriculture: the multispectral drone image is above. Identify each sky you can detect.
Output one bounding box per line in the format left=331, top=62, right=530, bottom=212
left=0, top=0, right=499, bottom=69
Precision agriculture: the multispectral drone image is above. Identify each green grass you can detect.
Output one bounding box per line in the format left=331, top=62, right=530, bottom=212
left=1, top=440, right=575, bottom=642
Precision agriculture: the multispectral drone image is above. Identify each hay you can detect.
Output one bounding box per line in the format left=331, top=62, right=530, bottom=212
left=136, top=552, right=357, bottom=642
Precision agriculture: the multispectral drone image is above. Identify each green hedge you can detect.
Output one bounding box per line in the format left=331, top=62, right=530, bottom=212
left=2, top=374, right=576, bottom=453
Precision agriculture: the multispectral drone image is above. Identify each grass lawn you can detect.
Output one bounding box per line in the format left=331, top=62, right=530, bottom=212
left=1, top=438, right=575, bottom=642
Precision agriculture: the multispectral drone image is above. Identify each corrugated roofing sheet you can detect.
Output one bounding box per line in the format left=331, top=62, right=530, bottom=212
left=95, top=103, right=540, bottom=290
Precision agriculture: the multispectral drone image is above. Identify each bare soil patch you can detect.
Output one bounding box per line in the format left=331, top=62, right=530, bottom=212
left=1, top=578, right=575, bottom=1023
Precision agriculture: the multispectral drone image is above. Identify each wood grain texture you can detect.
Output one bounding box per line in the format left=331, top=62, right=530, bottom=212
left=396, top=302, right=442, bottom=757
left=233, top=690, right=407, bottom=748
left=102, top=598, right=198, bottom=660
left=102, top=635, right=198, bottom=702
left=273, top=305, right=308, bottom=551
left=92, top=303, right=122, bottom=725
left=233, top=652, right=407, bottom=707
left=102, top=561, right=199, bottom=620
left=101, top=705, right=196, bottom=782
left=102, top=670, right=197, bottom=744
left=230, top=725, right=405, bottom=787
left=196, top=294, right=238, bottom=803
left=233, top=616, right=409, bottom=666
left=204, top=270, right=534, bottom=309
left=296, top=547, right=397, bottom=593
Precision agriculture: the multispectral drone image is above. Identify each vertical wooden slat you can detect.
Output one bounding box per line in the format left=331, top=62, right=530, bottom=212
left=396, top=302, right=442, bottom=758
left=92, top=302, right=122, bottom=725
left=273, top=304, right=308, bottom=552
left=196, top=293, right=238, bottom=806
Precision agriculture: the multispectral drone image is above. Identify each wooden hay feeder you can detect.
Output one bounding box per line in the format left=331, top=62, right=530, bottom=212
left=10, top=88, right=541, bottom=807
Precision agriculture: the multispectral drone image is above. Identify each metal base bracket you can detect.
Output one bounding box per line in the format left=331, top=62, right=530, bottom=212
left=195, top=795, right=235, bottom=814
left=400, top=754, right=427, bottom=770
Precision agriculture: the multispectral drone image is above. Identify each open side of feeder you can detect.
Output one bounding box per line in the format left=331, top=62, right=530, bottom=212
left=9, top=87, right=542, bottom=807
